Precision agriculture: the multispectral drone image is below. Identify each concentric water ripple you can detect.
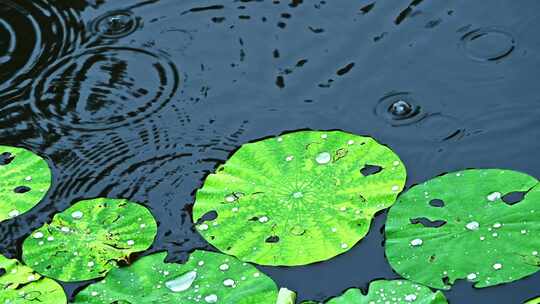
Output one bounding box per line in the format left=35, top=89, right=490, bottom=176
left=89, top=10, right=141, bottom=39
left=460, top=27, right=516, bottom=62
left=31, top=46, right=180, bottom=131
left=0, top=0, right=84, bottom=99
left=375, top=92, right=427, bottom=126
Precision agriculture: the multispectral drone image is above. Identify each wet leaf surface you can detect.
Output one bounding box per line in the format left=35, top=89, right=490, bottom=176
left=74, top=250, right=278, bottom=304
left=386, top=169, right=540, bottom=289
left=0, top=254, right=66, bottom=304
left=193, top=130, right=406, bottom=266
left=22, top=198, right=157, bottom=282
left=0, top=145, right=51, bottom=223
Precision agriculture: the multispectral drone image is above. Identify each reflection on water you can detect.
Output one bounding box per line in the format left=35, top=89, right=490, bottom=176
left=1, top=0, right=540, bottom=303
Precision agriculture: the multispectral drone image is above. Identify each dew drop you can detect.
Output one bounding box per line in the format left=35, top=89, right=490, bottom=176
left=33, top=232, right=44, bottom=239
left=198, top=224, right=209, bottom=231
left=71, top=211, right=83, bottom=219
left=127, top=240, right=135, bottom=246
left=492, top=222, right=502, bottom=229
left=340, top=243, right=348, bottom=249
left=24, top=176, right=32, bottom=181
left=8, top=210, right=19, bottom=218
left=315, top=152, right=331, bottom=165
left=467, top=273, right=477, bottom=281
left=285, top=155, right=294, bottom=162
left=223, top=279, right=235, bottom=287
left=258, top=216, right=269, bottom=223
left=61, top=227, right=70, bottom=233
left=465, top=221, right=479, bottom=231
left=292, top=192, right=303, bottom=199
left=533, top=251, right=538, bottom=256
left=404, top=294, right=417, bottom=302
left=165, top=271, right=197, bottom=292
left=410, top=238, right=423, bottom=247
left=290, top=225, right=306, bottom=236
left=493, top=263, right=503, bottom=270
left=219, top=264, right=229, bottom=271
left=225, top=195, right=236, bottom=203
left=205, top=294, right=218, bottom=303
left=389, top=100, right=413, bottom=117
left=347, top=140, right=355, bottom=145
left=487, top=192, right=501, bottom=202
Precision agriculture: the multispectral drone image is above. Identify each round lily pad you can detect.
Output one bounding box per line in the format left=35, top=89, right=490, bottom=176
left=0, top=145, right=51, bottom=222
left=386, top=169, right=540, bottom=289
left=193, top=130, right=406, bottom=266
left=73, top=250, right=278, bottom=303
left=324, top=280, right=448, bottom=304
left=526, top=297, right=540, bottom=304
left=0, top=254, right=66, bottom=304
left=22, top=198, right=158, bottom=282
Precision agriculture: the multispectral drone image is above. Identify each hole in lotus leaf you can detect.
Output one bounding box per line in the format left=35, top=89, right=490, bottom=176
left=265, top=236, right=280, bottom=243
left=319, top=279, right=448, bottom=303
left=0, top=146, right=52, bottom=223
left=0, top=254, right=67, bottom=303
left=386, top=169, right=540, bottom=290
left=360, top=164, right=383, bottom=177
left=22, top=198, right=158, bottom=282
left=196, top=210, right=218, bottom=225
left=410, top=217, right=447, bottom=228
left=429, top=199, right=445, bottom=207
left=0, top=152, right=14, bottom=165
left=193, top=130, right=406, bottom=266
left=14, top=185, right=31, bottom=193
left=502, top=191, right=527, bottom=205
left=74, top=251, right=279, bottom=303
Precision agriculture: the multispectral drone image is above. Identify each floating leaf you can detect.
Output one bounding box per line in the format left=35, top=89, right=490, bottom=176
left=526, top=297, right=540, bottom=304
left=386, top=169, right=540, bottom=289
left=193, top=130, right=406, bottom=266
left=22, top=198, right=157, bottom=282
left=323, top=280, right=447, bottom=304
left=0, top=254, right=66, bottom=304
left=0, top=145, right=51, bottom=223
left=73, top=250, right=278, bottom=303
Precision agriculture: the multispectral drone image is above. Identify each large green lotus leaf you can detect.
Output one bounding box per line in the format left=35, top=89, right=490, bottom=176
left=73, top=250, right=278, bottom=303
left=527, top=298, right=540, bottom=304
left=0, top=254, right=66, bottom=304
left=193, top=130, right=406, bottom=266
left=22, top=198, right=157, bottom=282
left=386, top=169, right=540, bottom=290
left=0, top=145, right=51, bottom=223
left=323, top=280, right=448, bottom=304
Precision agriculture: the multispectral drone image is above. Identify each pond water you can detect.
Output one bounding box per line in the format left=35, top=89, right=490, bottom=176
left=1, top=0, right=540, bottom=302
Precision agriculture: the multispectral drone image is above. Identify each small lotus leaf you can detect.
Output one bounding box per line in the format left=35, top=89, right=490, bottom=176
left=324, top=280, right=447, bottom=304
left=193, top=130, right=406, bottom=266
left=0, top=254, right=66, bottom=304
left=0, top=145, right=51, bottom=223
left=386, top=169, right=540, bottom=289
left=22, top=198, right=157, bottom=281
left=73, top=250, right=278, bottom=303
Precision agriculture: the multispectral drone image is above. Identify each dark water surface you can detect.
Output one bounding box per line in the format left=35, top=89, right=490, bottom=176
left=1, top=0, right=540, bottom=302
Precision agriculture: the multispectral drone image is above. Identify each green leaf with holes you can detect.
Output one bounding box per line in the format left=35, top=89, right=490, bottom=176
left=0, top=254, right=66, bottom=304
left=386, top=169, right=540, bottom=290
left=323, top=280, right=448, bottom=304
left=193, top=130, right=406, bottom=266
left=0, top=146, right=52, bottom=223
left=22, top=198, right=157, bottom=282
left=73, top=250, right=278, bottom=303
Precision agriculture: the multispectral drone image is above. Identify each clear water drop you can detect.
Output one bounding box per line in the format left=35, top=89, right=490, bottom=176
left=389, top=100, right=413, bottom=117
left=205, top=294, right=218, bottom=303
left=165, top=271, right=197, bottom=292
left=315, top=152, right=331, bottom=165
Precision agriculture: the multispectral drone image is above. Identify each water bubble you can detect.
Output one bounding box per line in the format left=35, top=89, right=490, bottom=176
left=90, top=10, right=140, bottom=39
left=165, top=271, right=197, bottom=292
left=315, top=152, right=331, bottom=164
left=461, top=27, right=516, bottom=62
left=375, top=92, right=426, bottom=126
left=410, top=238, right=423, bottom=247
left=466, top=221, right=479, bottom=231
